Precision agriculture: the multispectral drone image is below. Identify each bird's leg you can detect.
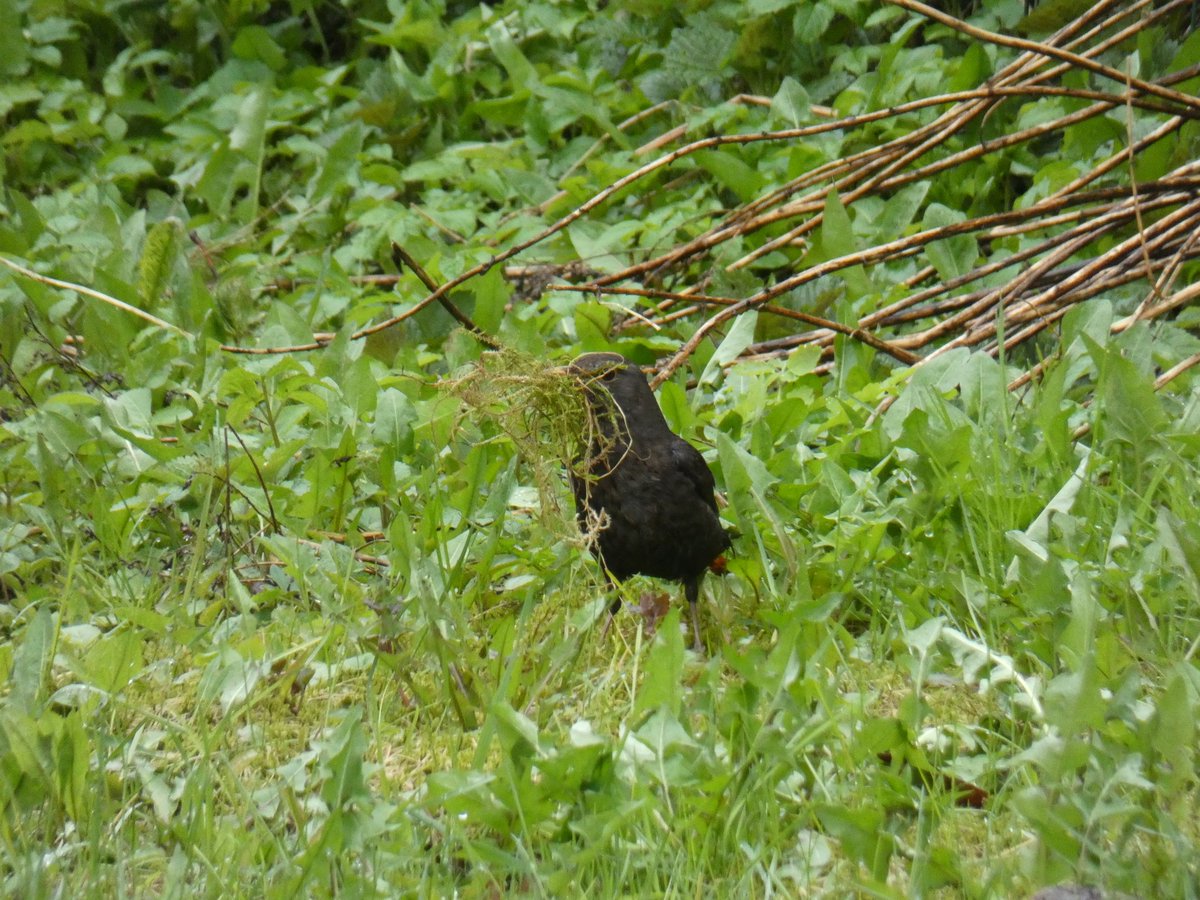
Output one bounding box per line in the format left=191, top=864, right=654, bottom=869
left=684, top=579, right=704, bottom=650
left=599, top=594, right=622, bottom=638
left=688, top=599, right=703, bottom=650
left=598, top=569, right=621, bottom=638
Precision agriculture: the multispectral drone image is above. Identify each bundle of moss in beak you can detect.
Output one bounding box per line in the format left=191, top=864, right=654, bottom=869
left=445, top=348, right=619, bottom=528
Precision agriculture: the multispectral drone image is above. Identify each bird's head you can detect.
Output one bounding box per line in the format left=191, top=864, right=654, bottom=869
left=560, top=352, right=655, bottom=413
left=553, top=352, right=672, bottom=445
left=566, top=352, right=633, bottom=381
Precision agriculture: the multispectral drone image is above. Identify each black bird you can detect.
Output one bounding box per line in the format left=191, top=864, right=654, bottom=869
left=565, top=352, right=730, bottom=647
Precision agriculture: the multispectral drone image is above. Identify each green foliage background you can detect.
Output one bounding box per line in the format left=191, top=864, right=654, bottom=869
left=1, top=0, right=1199, bottom=896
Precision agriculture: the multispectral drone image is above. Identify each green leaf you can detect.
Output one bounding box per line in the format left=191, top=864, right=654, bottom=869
left=633, top=608, right=685, bottom=717
left=231, top=25, right=286, bottom=70
left=715, top=429, right=778, bottom=499
left=1044, top=666, right=1105, bottom=734
left=373, top=387, right=415, bottom=455
left=312, top=122, right=365, bottom=202
left=424, top=770, right=506, bottom=830
left=1151, top=671, right=1195, bottom=781
left=488, top=22, right=537, bottom=86
left=875, top=182, right=930, bottom=241
left=815, top=804, right=893, bottom=879
left=573, top=301, right=612, bottom=351
left=103, top=388, right=154, bottom=440
left=695, top=150, right=764, bottom=201
left=820, top=189, right=856, bottom=258
left=568, top=221, right=629, bottom=273
left=55, top=712, right=91, bottom=822
left=83, top=629, right=145, bottom=695
left=1156, top=508, right=1200, bottom=596
left=922, top=203, right=977, bottom=280
left=1169, top=27, right=1200, bottom=76
left=1083, top=333, right=1167, bottom=442
left=10, top=607, right=57, bottom=714
left=468, top=266, right=507, bottom=335
left=700, top=310, right=757, bottom=386
left=1019, top=0, right=1100, bottom=35
left=665, top=16, right=735, bottom=90
left=1058, top=572, right=1099, bottom=669
left=491, top=700, right=541, bottom=756
left=230, top=82, right=270, bottom=221
left=0, top=2, right=29, bottom=76
left=340, top=355, right=380, bottom=420
left=635, top=706, right=698, bottom=759
left=772, top=77, right=811, bottom=127
left=657, top=380, right=696, bottom=434
left=230, top=83, right=270, bottom=156
left=319, top=710, right=368, bottom=810
left=948, top=43, right=988, bottom=92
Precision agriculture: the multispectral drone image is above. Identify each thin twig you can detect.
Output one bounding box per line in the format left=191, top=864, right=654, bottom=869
left=0, top=255, right=192, bottom=336
left=227, top=425, right=280, bottom=535
left=890, top=0, right=1200, bottom=111
left=550, top=283, right=920, bottom=364
left=390, top=244, right=500, bottom=349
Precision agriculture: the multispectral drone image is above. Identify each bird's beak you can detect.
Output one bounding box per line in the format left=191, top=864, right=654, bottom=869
left=545, top=364, right=575, bottom=378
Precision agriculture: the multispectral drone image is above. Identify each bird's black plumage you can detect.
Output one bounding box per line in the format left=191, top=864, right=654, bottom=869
left=566, top=352, right=730, bottom=645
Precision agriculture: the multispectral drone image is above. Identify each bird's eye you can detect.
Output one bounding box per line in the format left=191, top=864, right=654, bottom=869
left=600, top=369, right=617, bottom=382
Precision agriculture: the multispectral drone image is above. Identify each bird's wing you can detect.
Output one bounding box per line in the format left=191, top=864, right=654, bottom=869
left=669, top=439, right=718, bottom=509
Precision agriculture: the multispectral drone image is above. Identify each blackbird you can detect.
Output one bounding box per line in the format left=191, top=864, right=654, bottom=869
left=565, top=352, right=730, bottom=646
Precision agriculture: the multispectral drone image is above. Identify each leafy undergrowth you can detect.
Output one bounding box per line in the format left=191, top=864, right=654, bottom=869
left=2, top=0, right=1199, bottom=897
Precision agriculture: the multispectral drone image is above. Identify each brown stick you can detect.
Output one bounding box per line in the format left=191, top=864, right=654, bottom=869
left=889, top=0, right=1200, bottom=111
left=550, top=283, right=920, bottom=365
left=389, top=244, right=500, bottom=349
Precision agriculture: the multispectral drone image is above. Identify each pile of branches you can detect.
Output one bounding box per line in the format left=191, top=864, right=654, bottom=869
left=224, top=0, right=1200, bottom=397
left=521, top=0, right=1200, bottom=390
